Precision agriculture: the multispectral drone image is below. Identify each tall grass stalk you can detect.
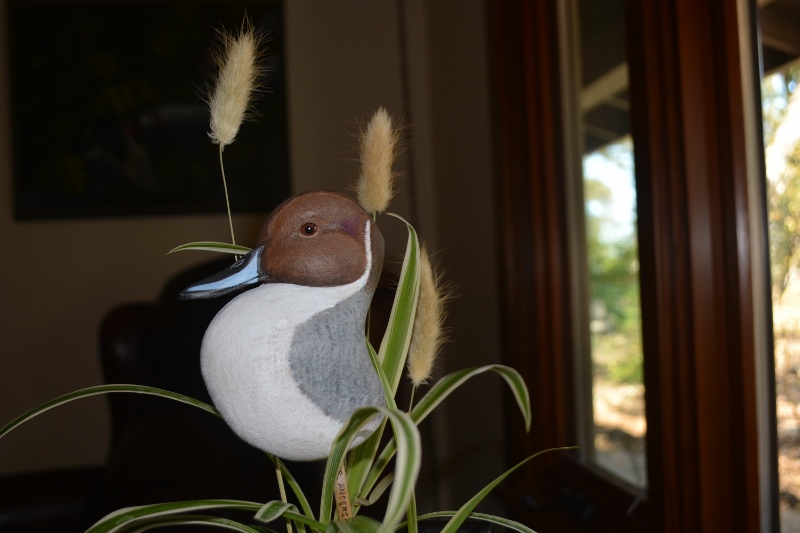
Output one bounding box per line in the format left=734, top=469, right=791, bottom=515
left=208, top=20, right=264, bottom=252
left=219, top=147, right=236, bottom=247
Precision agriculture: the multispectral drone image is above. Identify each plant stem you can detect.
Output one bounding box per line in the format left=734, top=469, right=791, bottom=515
left=406, top=491, right=419, bottom=533
left=219, top=146, right=242, bottom=261
left=366, top=213, right=377, bottom=337
left=408, top=385, right=417, bottom=413
left=272, top=456, right=293, bottom=533
left=219, top=146, right=237, bottom=246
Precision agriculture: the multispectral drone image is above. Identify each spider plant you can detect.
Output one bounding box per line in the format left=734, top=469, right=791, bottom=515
left=0, top=215, right=571, bottom=533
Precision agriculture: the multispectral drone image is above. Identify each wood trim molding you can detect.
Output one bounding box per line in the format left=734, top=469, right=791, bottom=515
left=492, top=0, right=573, bottom=455
left=627, top=0, right=761, bottom=530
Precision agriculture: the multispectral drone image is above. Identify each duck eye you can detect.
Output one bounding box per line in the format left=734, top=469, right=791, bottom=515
left=301, top=223, right=318, bottom=236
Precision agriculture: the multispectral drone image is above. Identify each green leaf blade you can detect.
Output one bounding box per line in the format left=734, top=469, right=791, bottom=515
left=398, top=512, right=538, bottom=533
left=254, top=501, right=325, bottom=531
left=353, top=473, right=394, bottom=509
left=273, top=457, right=315, bottom=519
left=86, top=499, right=263, bottom=533
left=349, top=215, right=420, bottom=507
left=439, top=447, right=577, bottom=533
left=319, top=406, right=421, bottom=533
left=346, top=342, right=396, bottom=504
left=327, top=516, right=381, bottom=533
left=167, top=241, right=252, bottom=255
left=406, top=492, right=418, bottom=533
left=367, top=341, right=397, bottom=411
left=411, top=365, right=531, bottom=430
left=0, top=385, right=219, bottom=441
left=378, top=214, right=421, bottom=395
left=359, top=365, right=532, bottom=501
left=122, top=514, right=275, bottom=533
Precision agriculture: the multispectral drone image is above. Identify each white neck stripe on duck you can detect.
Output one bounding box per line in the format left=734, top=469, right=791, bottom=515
left=343, top=218, right=372, bottom=292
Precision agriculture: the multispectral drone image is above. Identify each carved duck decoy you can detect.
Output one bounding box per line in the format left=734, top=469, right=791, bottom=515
left=181, top=190, right=386, bottom=461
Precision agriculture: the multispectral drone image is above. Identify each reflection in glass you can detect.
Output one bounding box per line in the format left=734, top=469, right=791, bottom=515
left=583, top=137, right=645, bottom=487
left=565, top=0, right=646, bottom=488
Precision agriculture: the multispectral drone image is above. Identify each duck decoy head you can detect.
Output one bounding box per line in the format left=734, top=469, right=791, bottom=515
left=180, top=190, right=384, bottom=300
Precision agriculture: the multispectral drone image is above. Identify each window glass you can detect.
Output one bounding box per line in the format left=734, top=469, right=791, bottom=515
left=583, top=136, right=645, bottom=487
left=565, top=0, right=646, bottom=488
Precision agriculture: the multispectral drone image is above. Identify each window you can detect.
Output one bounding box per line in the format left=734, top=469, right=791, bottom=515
left=493, top=1, right=773, bottom=531
left=560, top=0, right=646, bottom=489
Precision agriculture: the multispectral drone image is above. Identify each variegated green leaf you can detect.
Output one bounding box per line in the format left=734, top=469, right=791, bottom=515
left=356, top=440, right=396, bottom=513
left=320, top=406, right=420, bottom=533
left=412, top=365, right=531, bottom=430
left=359, top=365, right=531, bottom=499
left=326, top=516, right=381, bottom=533
left=346, top=342, right=394, bottom=503
left=353, top=473, right=393, bottom=508
left=348, top=216, right=419, bottom=504
left=255, top=501, right=325, bottom=531
left=273, top=457, right=314, bottom=519
left=321, top=408, right=384, bottom=523
left=120, top=513, right=275, bottom=533
left=86, top=500, right=263, bottom=533
left=0, top=385, right=219, bottom=441
left=406, top=492, right=418, bottom=533
left=347, top=418, right=387, bottom=513
left=440, top=447, right=577, bottom=533
left=367, top=341, right=397, bottom=410
left=167, top=241, right=252, bottom=255
left=378, top=214, right=420, bottom=394
left=397, top=512, right=537, bottom=533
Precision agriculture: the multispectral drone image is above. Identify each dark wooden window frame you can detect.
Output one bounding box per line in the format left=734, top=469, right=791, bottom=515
left=491, top=1, right=775, bottom=531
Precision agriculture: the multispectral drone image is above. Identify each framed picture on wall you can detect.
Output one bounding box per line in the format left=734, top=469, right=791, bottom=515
left=7, top=0, right=290, bottom=219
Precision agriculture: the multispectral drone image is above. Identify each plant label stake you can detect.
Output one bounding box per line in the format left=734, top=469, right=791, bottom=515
left=336, top=464, right=353, bottom=521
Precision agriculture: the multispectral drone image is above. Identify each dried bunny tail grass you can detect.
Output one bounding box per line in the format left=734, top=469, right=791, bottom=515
left=407, top=245, right=452, bottom=387
left=208, top=20, right=265, bottom=148
left=357, top=107, right=398, bottom=215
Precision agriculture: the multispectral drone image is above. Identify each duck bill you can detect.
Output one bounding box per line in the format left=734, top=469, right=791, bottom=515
left=180, top=245, right=266, bottom=300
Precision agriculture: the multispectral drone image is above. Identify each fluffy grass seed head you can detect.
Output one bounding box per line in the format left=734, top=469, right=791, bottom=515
left=356, top=107, right=398, bottom=215
left=407, top=245, right=451, bottom=387
left=208, top=21, right=264, bottom=148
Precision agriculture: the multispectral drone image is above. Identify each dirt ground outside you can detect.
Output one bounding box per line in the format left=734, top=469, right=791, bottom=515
left=589, top=274, right=798, bottom=516
left=776, top=278, right=800, bottom=530
left=593, top=380, right=646, bottom=488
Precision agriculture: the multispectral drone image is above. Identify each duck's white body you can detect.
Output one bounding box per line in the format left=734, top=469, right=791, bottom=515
left=199, top=218, right=384, bottom=461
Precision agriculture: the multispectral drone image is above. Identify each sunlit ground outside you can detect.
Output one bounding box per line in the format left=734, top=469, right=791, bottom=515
left=765, top=66, right=800, bottom=532
left=583, top=137, right=647, bottom=488
left=776, top=278, right=800, bottom=532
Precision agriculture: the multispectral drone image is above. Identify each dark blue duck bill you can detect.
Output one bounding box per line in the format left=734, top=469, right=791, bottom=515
left=180, top=245, right=266, bottom=300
